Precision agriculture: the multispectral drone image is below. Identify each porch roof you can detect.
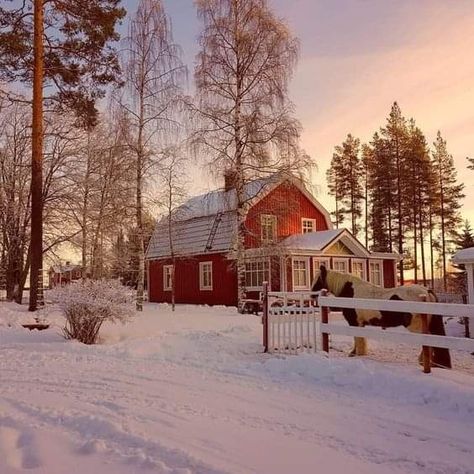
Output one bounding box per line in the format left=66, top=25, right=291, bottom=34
left=280, top=229, right=343, bottom=251
left=452, top=247, right=474, bottom=264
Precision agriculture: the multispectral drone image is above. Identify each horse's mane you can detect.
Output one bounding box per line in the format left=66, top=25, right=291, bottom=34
left=325, top=270, right=369, bottom=296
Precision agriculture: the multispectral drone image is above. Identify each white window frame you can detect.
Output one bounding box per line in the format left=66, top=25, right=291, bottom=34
left=292, top=257, right=310, bottom=290
left=301, top=218, right=316, bottom=234
left=245, top=258, right=270, bottom=291
left=199, top=261, right=213, bottom=291
left=369, top=260, right=384, bottom=287
left=163, top=265, right=173, bottom=291
left=261, top=214, right=277, bottom=243
left=313, top=258, right=330, bottom=276
left=351, top=258, right=367, bottom=280
left=333, top=258, right=348, bottom=274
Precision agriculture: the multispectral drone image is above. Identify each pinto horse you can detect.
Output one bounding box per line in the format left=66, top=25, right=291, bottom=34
left=312, top=266, right=452, bottom=368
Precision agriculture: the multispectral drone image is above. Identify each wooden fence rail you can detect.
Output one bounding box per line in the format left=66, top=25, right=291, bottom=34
left=262, top=285, right=474, bottom=373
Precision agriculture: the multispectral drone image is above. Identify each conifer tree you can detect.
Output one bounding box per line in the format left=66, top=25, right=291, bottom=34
left=326, top=134, right=363, bottom=235
left=361, top=144, right=372, bottom=248
left=0, top=0, right=125, bottom=310
left=432, top=132, right=465, bottom=290
left=368, top=132, right=393, bottom=252
left=326, top=152, right=345, bottom=228
left=379, top=102, right=409, bottom=282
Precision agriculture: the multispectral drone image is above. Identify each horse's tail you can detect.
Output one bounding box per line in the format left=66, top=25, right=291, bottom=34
left=427, top=290, right=452, bottom=369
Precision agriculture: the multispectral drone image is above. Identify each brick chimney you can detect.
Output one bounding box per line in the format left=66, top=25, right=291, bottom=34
left=224, top=169, right=238, bottom=192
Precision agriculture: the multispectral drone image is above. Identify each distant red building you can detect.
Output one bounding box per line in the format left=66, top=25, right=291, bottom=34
left=146, top=174, right=399, bottom=306
left=48, top=262, right=82, bottom=289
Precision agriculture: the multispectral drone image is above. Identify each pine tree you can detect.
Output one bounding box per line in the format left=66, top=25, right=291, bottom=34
left=327, top=134, right=363, bottom=235
left=361, top=144, right=372, bottom=248
left=432, top=132, right=465, bottom=291
left=326, top=152, right=345, bottom=228
left=368, top=132, right=393, bottom=252
left=0, top=1, right=125, bottom=310
left=379, top=102, right=410, bottom=282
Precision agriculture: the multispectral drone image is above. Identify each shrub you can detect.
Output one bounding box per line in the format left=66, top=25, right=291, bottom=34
left=50, top=279, right=135, bottom=344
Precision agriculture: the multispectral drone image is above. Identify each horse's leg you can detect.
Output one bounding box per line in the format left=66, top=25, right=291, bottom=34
left=429, top=314, right=452, bottom=369
left=355, top=336, right=368, bottom=356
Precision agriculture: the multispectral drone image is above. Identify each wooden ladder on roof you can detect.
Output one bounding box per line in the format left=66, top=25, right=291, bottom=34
left=205, top=212, right=223, bottom=251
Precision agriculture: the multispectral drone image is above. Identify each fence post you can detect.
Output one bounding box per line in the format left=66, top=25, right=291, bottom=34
left=320, top=289, right=329, bottom=353
left=420, top=295, right=431, bottom=374
left=262, top=281, right=269, bottom=353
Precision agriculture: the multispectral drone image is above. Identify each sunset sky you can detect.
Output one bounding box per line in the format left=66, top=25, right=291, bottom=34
left=125, top=0, right=474, bottom=224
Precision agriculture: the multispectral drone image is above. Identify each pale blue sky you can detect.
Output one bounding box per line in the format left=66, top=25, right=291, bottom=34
left=122, top=0, right=474, bottom=223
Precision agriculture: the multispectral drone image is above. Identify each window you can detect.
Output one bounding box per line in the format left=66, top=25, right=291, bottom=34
left=163, top=265, right=173, bottom=291
left=302, top=218, right=316, bottom=233
left=293, top=258, right=310, bottom=290
left=261, top=214, right=277, bottom=243
left=369, top=261, right=383, bottom=286
left=245, top=259, right=270, bottom=289
left=333, top=259, right=348, bottom=273
left=199, top=262, right=213, bottom=290
left=313, top=258, right=330, bottom=275
left=351, top=259, right=366, bottom=280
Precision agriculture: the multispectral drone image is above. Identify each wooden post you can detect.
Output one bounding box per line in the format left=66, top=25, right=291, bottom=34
left=262, top=281, right=269, bottom=353
left=320, top=289, right=329, bottom=353
left=420, top=295, right=431, bottom=374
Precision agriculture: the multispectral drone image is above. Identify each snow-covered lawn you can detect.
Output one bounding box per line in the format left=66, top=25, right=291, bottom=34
left=1, top=302, right=473, bottom=474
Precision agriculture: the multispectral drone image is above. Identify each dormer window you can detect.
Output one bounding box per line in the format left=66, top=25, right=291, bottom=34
left=302, top=218, right=316, bottom=233
left=261, top=214, right=277, bottom=243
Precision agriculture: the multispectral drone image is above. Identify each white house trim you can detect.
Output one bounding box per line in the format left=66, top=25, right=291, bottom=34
left=292, top=257, right=311, bottom=290
left=199, top=261, right=213, bottom=291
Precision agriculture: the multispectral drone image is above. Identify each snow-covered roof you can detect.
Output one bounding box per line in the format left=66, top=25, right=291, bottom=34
left=174, top=178, right=274, bottom=220
left=281, top=229, right=343, bottom=251
left=452, top=247, right=474, bottom=264
left=146, top=174, right=334, bottom=260
left=146, top=211, right=236, bottom=258
left=49, top=264, right=81, bottom=274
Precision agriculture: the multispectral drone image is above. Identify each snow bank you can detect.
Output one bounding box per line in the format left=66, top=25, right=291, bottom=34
left=1, top=301, right=474, bottom=474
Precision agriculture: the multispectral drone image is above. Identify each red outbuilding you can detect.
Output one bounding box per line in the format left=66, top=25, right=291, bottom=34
left=146, top=174, right=400, bottom=306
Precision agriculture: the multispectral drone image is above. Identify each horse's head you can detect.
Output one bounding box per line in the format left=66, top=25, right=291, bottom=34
left=311, top=265, right=328, bottom=293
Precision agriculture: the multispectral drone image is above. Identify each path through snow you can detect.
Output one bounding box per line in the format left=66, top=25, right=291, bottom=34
left=1, top=303, right=473, bottom=473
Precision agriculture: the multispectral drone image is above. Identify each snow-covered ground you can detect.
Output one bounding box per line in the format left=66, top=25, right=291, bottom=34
left=1, top=302, right=474, bottom=474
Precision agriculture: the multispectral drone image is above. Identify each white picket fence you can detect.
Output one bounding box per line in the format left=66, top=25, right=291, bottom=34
left=265, top=291, right=320, bottom=355
left=262, top=286, right=474, bottom=373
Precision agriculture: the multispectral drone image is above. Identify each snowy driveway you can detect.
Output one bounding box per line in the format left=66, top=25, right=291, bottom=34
left=1, top=303, right=473, bottom=474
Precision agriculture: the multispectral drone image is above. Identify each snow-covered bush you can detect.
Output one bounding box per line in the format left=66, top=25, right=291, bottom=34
left=50, top=279, right=135, bottom=344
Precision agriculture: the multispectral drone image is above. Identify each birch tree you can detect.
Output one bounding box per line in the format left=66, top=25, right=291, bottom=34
left=158, top=146, right=188, bottom=311
left=193, top=0, right=310, bottom=309
left=120, top=0, right=186, bottom=311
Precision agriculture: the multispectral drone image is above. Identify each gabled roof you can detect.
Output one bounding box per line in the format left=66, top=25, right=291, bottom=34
left=146, top=174, right=333, bottom=260
left=281, top=228, right=381, bottom=258
left=281, top=229, right=343, bottom=251
left=170, top=174, right=332, bottom=228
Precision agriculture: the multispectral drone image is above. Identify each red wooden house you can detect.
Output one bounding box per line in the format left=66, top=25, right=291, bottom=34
left=48, top=262, right=82, bottom=289
left=146, top=174, right=399, bottom=306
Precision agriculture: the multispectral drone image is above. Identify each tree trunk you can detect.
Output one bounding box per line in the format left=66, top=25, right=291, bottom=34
left=29, top=0, right=44, bottom=312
